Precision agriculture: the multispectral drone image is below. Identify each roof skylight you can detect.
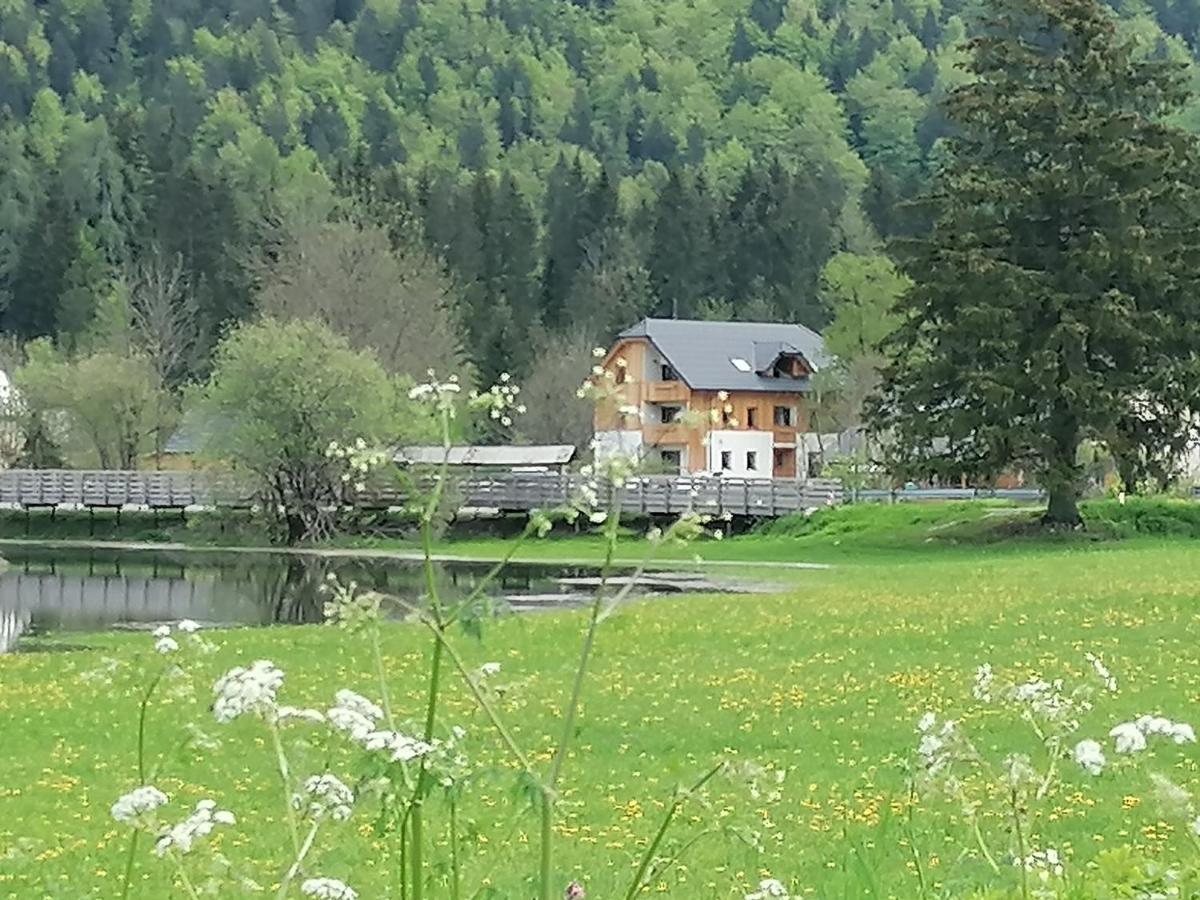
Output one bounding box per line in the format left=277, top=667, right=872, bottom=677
left=730, top=357, right=752, bottom=372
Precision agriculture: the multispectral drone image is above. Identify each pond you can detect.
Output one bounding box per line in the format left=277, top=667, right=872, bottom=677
left=0, top=546, right=614, bottom=653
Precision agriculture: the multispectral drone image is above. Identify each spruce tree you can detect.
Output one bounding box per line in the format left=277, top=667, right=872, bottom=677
left=871, top=0, right=1200, bottom=525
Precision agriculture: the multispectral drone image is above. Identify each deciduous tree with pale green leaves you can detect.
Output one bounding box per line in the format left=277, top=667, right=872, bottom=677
left=871, top=0, right=1200, bottom=526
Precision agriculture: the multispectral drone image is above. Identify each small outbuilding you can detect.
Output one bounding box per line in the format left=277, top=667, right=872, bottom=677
left=393, top=445, right=576, bottom=473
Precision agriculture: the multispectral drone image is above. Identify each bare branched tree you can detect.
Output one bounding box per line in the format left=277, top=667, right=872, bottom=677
left=127, top=248, right=200, bottom=389
left=516, top=329, right=598, bottom=454
left=256, top=219, right=465, bottom=380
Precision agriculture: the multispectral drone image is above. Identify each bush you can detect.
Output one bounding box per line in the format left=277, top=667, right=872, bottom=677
left=1082, top=496, right=1200, bottom=538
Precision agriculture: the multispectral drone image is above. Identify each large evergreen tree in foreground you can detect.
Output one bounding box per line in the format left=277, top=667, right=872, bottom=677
left=871, top=0, right=1200, bottom=525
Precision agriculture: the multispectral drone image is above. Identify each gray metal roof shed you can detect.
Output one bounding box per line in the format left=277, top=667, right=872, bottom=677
left=393, top=445, right=576, bottom=469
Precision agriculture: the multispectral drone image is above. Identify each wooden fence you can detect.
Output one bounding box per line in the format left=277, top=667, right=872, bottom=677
left=0, top=470, right=843, bottom=519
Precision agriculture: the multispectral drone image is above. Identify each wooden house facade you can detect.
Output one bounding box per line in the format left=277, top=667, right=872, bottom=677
left=593, top=318, right=827, bottom=479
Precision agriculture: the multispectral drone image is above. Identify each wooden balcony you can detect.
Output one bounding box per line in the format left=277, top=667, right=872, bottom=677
left=645, top=380, right=689, bottom=404
left=643, top=422, right=693, bottom=445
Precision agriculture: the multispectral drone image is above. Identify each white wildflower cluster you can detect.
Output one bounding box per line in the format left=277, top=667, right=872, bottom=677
left=972, top=663, right=993, bottom=702
left=1016, top=848, right=1064, bottom=881
left=212, top=660, right=285, bottom=723
left=468, top=373, right=525, bottom=428
left=111, top=786, right=169, bottom=825
left=425, top=725, right=472, bottom=788
left=327, top=689, right=436, bottom=763
left=1109, top=715, right=1196, bottom=754
left=408, top=371, right=463, bottom=414
left=916, top=712, right=962, bottom=777
left=746, top=878, right=789, bottom=899
left=326, top=437, right=391, bottom=493
left=1085, top=652, right=1118, bottom=693
left=1001, top=753, right=1038, bottom=791
left=578, top=349, right=635, bottom=401
left=150, top=619, right=208, bottom=656
left=153, top=799, right=236, bottom=857
left=1005, top=677, right=1089, bottom=734
left=293, top=774, right=355, bottom=822
left=1072, top=738, right=1106, bottom=775
left=301, top=877, right=358, bottom=899
left=321, top=575, right=385, bottom=632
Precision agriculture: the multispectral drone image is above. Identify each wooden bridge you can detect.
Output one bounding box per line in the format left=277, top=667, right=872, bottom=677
left=0, top=469, right=843, bottom=519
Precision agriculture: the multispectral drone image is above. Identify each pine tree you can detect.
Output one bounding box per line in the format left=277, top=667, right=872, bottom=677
left=729, top=19, right=755, bottom=64
left=6, top=190, right=79, bottom=339
left=649, top=169, right=717, bottom=318
left=871, top=0, right=1200, bottom=525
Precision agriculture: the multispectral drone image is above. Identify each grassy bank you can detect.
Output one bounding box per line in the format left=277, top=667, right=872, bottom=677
left=2, top=528, right=1200, bottom=897
left=4, top=496, right=1199, bottom=569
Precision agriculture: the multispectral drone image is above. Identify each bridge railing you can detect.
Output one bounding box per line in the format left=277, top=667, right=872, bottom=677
left=0, top=469, right=844, bottom=518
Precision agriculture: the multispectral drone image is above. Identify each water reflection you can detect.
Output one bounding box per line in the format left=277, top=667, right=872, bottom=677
left=0, top=547, right=599, bottom=652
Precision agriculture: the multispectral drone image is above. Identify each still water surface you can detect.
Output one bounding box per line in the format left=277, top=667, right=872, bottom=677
left=0, top=547, right=603, bottom=652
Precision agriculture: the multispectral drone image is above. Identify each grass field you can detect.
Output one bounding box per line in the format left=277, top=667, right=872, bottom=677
left=2, top=505, right=1200, bottom=898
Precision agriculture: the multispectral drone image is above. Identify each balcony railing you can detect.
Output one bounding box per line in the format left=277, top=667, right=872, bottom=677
left=645, top=380, right=688, bottom=403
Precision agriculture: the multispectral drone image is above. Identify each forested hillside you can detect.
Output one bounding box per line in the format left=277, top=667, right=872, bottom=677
left=2, top=0, right=1200, bottom=390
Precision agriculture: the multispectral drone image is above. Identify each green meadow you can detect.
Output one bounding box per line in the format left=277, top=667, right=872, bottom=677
left=2, top=502, right=1200, bottom=898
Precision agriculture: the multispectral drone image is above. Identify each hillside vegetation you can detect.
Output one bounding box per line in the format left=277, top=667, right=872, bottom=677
left=4, top=0, right=1200, bottom=383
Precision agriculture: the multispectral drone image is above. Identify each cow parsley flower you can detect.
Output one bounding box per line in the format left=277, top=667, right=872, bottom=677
left=155, top=636, right=179, bottom=654
left=478, top=662, right=501, bottom=678
left=1135, top=715, right=1196, bottom=745
left=212, top=660, right=285, bottom=723
left=1072, top=739, right=1106, bottom=775
left=293, top=774, right=354, bottom=822
left=1110, top=721, right=1148, bottom=754
left=153, top=800, right=235, bottom=857
left=333, top=690, right=384, bottom=722
left=1002, top=753, right=1038, bottom=791
left=111, top=786, right=169, bottom=825
left=1016, top=848, right=1064, bottom=881
left=177, top=619, right=201, bottom=634
left=1110, top=715, right=1195, bottom=753
left=301, top=878, right=358, bottom=899
left=328, top=707, right=376, bottom=741
left=152, top=624, right=172, bottom=638
left=972, top=663, right=993, bottom=702
left=746, top=878, right=789, bottom=899
left=1085, top=652, right=1118, bottom=693
left=360, top=729, right=436, bottom=762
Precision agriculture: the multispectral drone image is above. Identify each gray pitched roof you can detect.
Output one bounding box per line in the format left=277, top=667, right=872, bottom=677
left=618, top=318, right=827, bottom=394
left=394, top=445, right=576, bottom=467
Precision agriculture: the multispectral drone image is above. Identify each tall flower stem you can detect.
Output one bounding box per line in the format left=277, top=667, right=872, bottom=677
left=120, top=664, right=167, bottom=900
left=450, top=795, right=461, bottom=900
left=409, top=416, right=452, bottom=900
left=540, top=502, right=621, bottom=900
left=276, top=821, right=321, bottom=900
left=1011, top=789, right=1030, bottom=900
left=904, top=783, right=929, bottom=899
left=622, top=761, right=725, bottom=900
left=174, top=860, right=203, bottom=900
left=269, top=721, right=302, bottom=857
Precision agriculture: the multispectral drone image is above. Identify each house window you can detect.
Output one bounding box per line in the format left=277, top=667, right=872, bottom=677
left=660, top=449, right=682, bottom=473
left=659, top=405, right=681, bottom=424
left=721, top=408, right=734, bottom=428
left=615, top=366, right=627, bottom=385
left=746, top=451, right=758, bottom=471
left=661, top=363, right=679, bottom=381
left=720, top=450, right=732, bottom=471
left=746, top=407, right=759, bottom=429
left=774, top=405, right=795, bottom=427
